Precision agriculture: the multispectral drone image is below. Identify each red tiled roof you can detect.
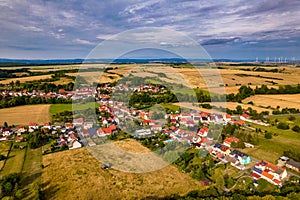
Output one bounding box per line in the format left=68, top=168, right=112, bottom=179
left=251, top=173, right=261, bottom=179
left=262, top=171, right=274, bottom=180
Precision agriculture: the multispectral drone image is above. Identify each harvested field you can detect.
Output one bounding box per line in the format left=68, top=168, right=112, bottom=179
left=66, top=72, right=120, bottom=84
left=174, top=102, right=272, bottom=114
left=0, top=75, right=52, bottom=84
left=0, top=105, right=50, bottom=125
left=42, top=140, right=203, bottom=200
left=243, top=94, right=300, bottom=110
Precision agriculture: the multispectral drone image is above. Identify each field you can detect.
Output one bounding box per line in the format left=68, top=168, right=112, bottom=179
left=0, top=141, right=12, bottom=170
left=241, top=115, right=300, bottom=163
left=1, top=142, right=27, bottom=176
left=243, top=94, right=300, bottom=110
left=0, top=105, right=50, bottom=125
left=50, top=103, right=100, bottom=115
left=42, top=139, right=203, bottom=200
left=0, top=75, right=52, bottom=84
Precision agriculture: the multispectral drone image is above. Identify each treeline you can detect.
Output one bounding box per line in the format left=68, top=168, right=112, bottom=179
left=0, top=96, right=72, bottom=109
left=227, top=84, right=300, bottom=102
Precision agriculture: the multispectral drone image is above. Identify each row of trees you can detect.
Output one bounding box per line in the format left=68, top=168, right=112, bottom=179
left=226, top=84, right=300, bottom=102
left=0, top=96, right=72, bottom=109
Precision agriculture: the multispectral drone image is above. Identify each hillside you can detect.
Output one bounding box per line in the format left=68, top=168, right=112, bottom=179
left=42, top=139, right=204, bottom=200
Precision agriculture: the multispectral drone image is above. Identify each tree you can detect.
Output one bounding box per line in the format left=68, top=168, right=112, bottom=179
left=3, top=122, right=8, bottom=128
left=277, top=122, right=289, bottom=130
left=292, top=125, right=300, bottom=133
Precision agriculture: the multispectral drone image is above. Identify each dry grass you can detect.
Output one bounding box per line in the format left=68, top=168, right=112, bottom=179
left=0, top=75, right=52, bottom=84
left=174, top=66, right=300, bottom=94
left=42, top=140, right=203, bottom=200
left=175, top=102, right=272, bottom=114
left=66, top=72, right=120, bottom=84
left=0, top=105, right=50, bottom=125
left=243, top=94, right=300, bottom=110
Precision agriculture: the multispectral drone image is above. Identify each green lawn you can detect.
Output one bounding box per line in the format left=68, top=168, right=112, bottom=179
left=1, top=142, right=27, bottom=176
left=243, top=119, right=300, bottom=163
left=21, top=147, right=43, bottom=200
left=0, top=141, right=12, bottom=170
left=50, top=102, right=100, bottom=115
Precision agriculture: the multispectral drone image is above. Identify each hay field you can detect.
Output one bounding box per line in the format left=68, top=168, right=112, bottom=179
left=42, top=140, right=203, bottom=200
left=0, top=105, right=50, bottom=125
left=67, top=72, right=120, bottom=84
left=0, top=75, right=52, bottom=84
left=175, top=102, right=272, bottom=114
left=243, top=94, right=300, bottom=110
left=174, top=66, right=300, bottom=94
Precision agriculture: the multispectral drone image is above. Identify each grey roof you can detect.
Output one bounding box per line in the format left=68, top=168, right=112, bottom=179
left=287, top=160, right=300, bottom=169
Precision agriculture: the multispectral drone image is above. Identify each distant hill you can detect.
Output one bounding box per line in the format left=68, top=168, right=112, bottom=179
left=0, top=58, right=263, bottom=66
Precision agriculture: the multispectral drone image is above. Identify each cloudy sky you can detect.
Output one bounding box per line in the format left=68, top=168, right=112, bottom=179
left=0, top=0, right=300, bottom=60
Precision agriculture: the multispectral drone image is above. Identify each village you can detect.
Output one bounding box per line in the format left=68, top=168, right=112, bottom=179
left=1, top=83, right=300, bottom=189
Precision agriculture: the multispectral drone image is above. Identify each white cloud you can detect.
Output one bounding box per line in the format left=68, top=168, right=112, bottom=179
left=73, top=38, right=95, bottom=45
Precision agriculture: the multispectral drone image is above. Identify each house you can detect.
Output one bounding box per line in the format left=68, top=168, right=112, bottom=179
left=252, top=160, right=288, bottom=186
left=0, top=136, right=7, bottom=141
left=73, top=118, right=84, bottom=126
left=83, top=121, right=93, bottom=129
left=17, top=126, right=26, bottom=135
left=223, top=137, right=239, bottom=147
left=15, top=136, right=23, bottom=142
left=69, top=140, right=82, bottom=149
left=43, top=122, right=52, bottom=129
left=286, top=159, right=300, bottom=172
left=29, top=122, right=39, bottom=129
left=230, top=149, right=251, bottom=165
left=2, top=128, right=12, bottom=136
left=150, top=124, right=162, bottom=133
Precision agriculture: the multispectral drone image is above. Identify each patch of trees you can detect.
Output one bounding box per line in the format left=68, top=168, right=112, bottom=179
left=0, top=173, right=22, bottom=199
left=292, top=125, right=300, bottom=133
left=283, top=149, right=300, bottom=162
left=272, top=107, right=300, bottom=115
left=0, top=96, right=72, bottom=109
left=227, top=84, right=300, bottom=102
left=264, top=132, right=272, bottom=139
left=277, top=122, right=289, bottom=130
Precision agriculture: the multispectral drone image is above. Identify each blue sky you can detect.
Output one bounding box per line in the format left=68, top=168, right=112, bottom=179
left=0, top=0, right=300, bottom=60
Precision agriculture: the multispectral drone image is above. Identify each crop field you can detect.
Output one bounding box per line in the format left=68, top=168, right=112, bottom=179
left=243, top=94, right=300, bottom=110
left=0, top=74, right=52, bottom=84
left=0, top=105, right=51, bottom=125
left=42, top=139, right=203, bottom=200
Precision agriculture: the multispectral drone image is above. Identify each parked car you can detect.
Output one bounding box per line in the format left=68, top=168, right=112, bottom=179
left=101, top=163, right=112, bottom=169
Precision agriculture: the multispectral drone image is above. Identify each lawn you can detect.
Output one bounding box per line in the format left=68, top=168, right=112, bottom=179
left=50, top=102, right=100, bottom=115
left=1, top=142, right=27, bottom=176
left=21, top=147, right=43, bottom=200
left=242, top=120, right=300, bottom=163
left=0, top=141, right=12, bottom=171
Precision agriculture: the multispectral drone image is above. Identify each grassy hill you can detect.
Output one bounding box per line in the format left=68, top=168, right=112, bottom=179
left=41, top=139, right=204, bottom=200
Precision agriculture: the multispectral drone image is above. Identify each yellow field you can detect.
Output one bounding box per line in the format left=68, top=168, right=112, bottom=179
left=243, top=94, right=300, bottom=110
left=174, top=66, right=300, bottom=94
left=175, top=101, right=272, bottom=114
left=0, top=75, right=52, bottom=84
left=42, top=140, right=203, bottom=200
left=0, top=105, right=50, bottom=125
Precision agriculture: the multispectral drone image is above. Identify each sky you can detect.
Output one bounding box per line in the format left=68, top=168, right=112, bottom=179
left=0, top=0, right=300, bottom=60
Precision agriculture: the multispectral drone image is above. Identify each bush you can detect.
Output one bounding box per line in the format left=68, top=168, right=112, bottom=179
left=264, top=132, right=272, bottom=139
left=277, top=122, right=289, bottom=130
left=288, top=115, right=296, bottom=121
left=292, top=125, right=300, bottom=133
